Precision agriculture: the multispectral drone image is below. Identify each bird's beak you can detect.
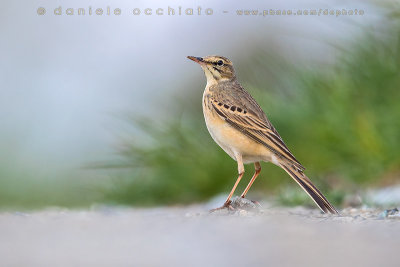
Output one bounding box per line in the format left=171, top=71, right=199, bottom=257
left=187, top=56, right=204, bottom=64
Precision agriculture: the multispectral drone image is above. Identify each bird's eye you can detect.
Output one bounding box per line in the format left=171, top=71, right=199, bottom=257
left=217, top=60, right=223, bottom=66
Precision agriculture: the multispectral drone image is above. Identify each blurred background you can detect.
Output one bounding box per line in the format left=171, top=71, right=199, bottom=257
left=0, top=0, right=399, bottom=209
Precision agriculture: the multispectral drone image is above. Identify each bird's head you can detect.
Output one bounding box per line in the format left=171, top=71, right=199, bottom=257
left=187, top=55, right=236, bottom=84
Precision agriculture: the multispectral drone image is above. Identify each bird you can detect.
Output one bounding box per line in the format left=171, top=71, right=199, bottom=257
left=187, top=55, right=338, bottom=214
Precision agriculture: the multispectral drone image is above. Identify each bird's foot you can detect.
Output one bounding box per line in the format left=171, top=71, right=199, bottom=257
left=249, top=199, right=262, bottom=208
left=209, top=200, right=234, bottom=213
left=209, top=197, right=262, bottom=214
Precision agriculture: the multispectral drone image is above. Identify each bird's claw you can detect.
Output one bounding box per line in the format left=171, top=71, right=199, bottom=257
left=250, top=199, right=262, bottom=207
left=209, top=200, right=234, bottom=213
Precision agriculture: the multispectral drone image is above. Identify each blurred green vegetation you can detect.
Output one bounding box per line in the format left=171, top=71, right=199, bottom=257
left=0, top=147, right=105, bottom=209
left=0, top=167, right=100, bottom=209
left=105, top=22, right=400, bottom=207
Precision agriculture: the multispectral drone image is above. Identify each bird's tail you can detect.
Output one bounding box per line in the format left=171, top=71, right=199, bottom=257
left=279, top=163, right=339, bottom=214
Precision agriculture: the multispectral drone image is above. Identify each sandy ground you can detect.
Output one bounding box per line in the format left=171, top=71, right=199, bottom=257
left=0, top=199, right=399, bottom=267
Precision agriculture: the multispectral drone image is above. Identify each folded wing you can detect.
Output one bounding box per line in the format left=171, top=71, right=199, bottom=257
left=210, top=97, right=305, bottom=171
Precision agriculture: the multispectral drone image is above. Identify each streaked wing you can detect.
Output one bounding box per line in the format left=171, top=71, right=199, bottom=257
left=210, top=97, right=305, bottom=171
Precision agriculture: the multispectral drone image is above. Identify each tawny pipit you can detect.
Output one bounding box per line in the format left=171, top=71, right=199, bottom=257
left=187, top=55, right=338, bottom=214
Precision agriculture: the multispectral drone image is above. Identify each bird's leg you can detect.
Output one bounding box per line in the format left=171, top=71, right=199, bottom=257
left=209, top=172, right=244, bottom=213
left=223, top=172, right=244, bottom=207
left=210, top=154, right=244, bottom=212
left=224, top=154, right=245, bottom=205
left=240, top=162, right=261, bottom=198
